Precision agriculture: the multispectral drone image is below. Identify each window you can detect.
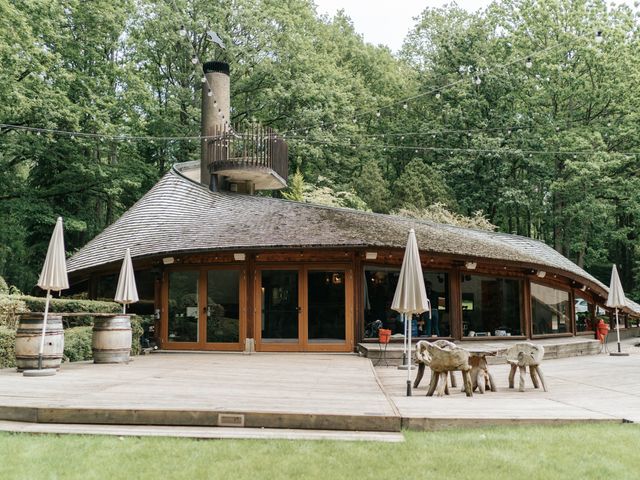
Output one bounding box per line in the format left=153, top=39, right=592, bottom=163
left=363, top=267, right=450, bottom=338
left=531, top=283, right=570, bottom=335
left=575, top=297, right=595, bottom=333
left=461, top=275, right=522, bottom=337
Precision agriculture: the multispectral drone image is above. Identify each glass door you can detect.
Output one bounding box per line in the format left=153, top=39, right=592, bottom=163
left=260, top=270, right=300, bottom=347
left=164, top=268, right=244, bottom=350
left=167, top=270, right=200, bottom=344
left=206, top=270, right=241, bottom=345
left=307, top=270, right=346, bottom=344
left=256, top=266, right=353, bottom=352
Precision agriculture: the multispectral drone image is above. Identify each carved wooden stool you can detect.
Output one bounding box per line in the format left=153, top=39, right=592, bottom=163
left=413, top=340, right=457, bottom=390
left=414, top=340, right=472, bottom=397
left=505, top=342, right=547, bottom=392
left=468, top=353, right=497, bottom=394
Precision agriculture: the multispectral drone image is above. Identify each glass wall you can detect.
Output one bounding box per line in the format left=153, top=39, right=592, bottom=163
left=575, top=295, right=596, bottom=333
left=461, top=275, right=522, bottom=337
left=96, top=273, right=117, bottom=300
left=363, top=267, right=450, bottom=338
left=96, top=270, right=156, bottom=315
left=531, top=283, right=570, bottom=335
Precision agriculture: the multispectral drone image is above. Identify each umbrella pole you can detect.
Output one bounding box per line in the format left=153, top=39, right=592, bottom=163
left=37, top=290, right=51, bottom=370
left=407, top=315, right=412, bottom=397
left=615, top=307, right=622, bottom=353
left=399, top=313, right=407, bottom=368
left=123, top=304, right=126, bottom=314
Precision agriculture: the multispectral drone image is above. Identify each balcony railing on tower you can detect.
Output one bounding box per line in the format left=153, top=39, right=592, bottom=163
left=206, top=124, right=288, bottom=192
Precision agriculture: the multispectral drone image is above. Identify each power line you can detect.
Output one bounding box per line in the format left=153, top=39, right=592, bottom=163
left=292, top=138, right=640, bottom=157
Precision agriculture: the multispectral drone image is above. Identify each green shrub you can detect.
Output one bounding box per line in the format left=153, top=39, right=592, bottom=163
left=0, top=295, right=28, bottom=329
left=0, top=326, right=16, bottom=369
left=19, top=296, right=121, bottom=314
left=63, top=326, right=93, bottom=362
left=130, top=315, right=150, bottom=356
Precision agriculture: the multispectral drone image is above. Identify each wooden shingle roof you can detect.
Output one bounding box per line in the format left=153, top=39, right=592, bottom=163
left=67, top=162, right=607, bottom=295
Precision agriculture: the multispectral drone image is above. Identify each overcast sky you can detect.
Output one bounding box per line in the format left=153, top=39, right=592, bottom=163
left=313, top=0, right=492, bottom=52
left=313, top=0, right=637, bottom=53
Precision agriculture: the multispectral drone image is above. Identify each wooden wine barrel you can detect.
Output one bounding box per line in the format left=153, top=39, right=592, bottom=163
left=15, top=314, right=64, bottom=371
left=92, top=315, right=132, bottom=363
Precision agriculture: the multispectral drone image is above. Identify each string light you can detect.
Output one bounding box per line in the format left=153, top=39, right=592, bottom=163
left=0, top=30, right=628, bottom=151
left=291, top=137, right=640, bottom=157
left=207, top=88, right=212, bottom=97
left=279, top=33, right=594, bottom=138
left=178, top=25, right=187, bottom=37
left=2, top=113, right=628, bottom=145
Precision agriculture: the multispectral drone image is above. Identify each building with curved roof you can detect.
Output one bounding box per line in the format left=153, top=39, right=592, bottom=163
left=67, top=61, right=628, bottom=352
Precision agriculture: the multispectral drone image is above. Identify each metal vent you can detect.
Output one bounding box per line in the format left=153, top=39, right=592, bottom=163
left=218, top=413, right=245, bottom=427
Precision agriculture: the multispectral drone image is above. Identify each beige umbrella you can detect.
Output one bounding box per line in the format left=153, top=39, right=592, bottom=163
left=391, top=229, right=430, bottom=396
left=114, top=248, right=139, bottom=314
left=31, top=217, right=69, bottom=374
left=606, top=264, right=628, bottom=356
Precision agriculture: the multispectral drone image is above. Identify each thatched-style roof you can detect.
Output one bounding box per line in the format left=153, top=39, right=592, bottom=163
left=68, top=161, right=608, bottom=297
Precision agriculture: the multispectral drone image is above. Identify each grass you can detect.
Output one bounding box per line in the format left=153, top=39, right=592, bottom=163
left=1, top=423, right=639, bottom=479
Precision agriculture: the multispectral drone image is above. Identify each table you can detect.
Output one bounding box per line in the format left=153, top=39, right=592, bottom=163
left=466, top=348, right=501, bottom=394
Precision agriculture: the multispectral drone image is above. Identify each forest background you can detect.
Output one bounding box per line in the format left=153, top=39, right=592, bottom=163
left=1, top=0, right=639, bottom=297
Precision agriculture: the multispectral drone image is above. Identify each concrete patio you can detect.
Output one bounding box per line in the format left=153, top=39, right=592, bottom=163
left=0, top=337, right=639, bottom=438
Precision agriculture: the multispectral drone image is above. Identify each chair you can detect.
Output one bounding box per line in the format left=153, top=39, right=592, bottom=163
left=414, top=340, right=472, bottom=397
left=505, top=342, right=547, bottom=392
left=413, top=340, right=458, bottom=390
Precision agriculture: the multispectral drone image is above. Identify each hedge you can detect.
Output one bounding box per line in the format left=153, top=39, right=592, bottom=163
left=63, top=326, right=93, bottom=362
left=130, top=315, right=145, bottom=356
left=0, top=326, right=16, bottom=369
left=0, top=315, right=151, bottom=369
left=0, top=294, right=122, bottom=329
left=0, top=295, right=28, bottom=329
left=17, top=295, right=121, bottom=315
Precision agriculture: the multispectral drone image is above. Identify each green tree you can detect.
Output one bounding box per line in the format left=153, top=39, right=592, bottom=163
left=393, top=157, right=456, bottom=211
left=352, top=159, right=390, bottom=213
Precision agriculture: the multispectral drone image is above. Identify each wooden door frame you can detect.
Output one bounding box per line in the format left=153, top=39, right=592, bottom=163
left=253, top=265, right=303, bottom=352
left=254, top=264, right=354, bottom=352
left=161, top=265, right=246, bottom=351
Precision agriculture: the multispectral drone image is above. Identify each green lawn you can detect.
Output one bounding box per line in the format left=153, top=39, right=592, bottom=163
left=1, top=424, right=638, bottom=479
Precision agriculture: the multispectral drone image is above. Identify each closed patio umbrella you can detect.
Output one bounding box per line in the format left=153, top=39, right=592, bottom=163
left=606, top=264, right=628, bottom=356
left=114, top=248, right=139, bottom=313
left=28, top=217, right=69, bottom=375
left=391, top=229, right=430, bottom=396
